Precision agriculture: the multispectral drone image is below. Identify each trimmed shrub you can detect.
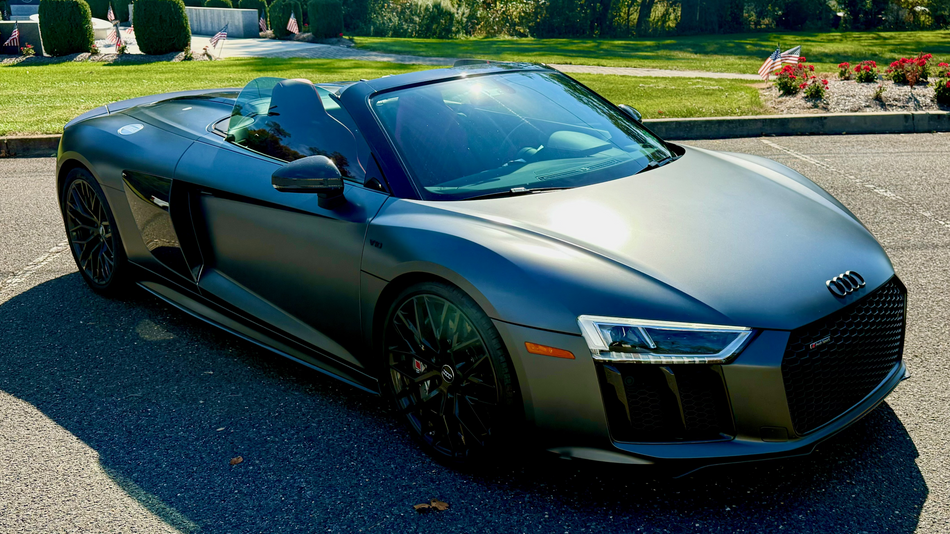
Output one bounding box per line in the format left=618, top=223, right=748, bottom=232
left=134, top=0, right=191, bottom=54
left=204, top=0, right=232, bottom=6
left=307, top=0, right=341, bottom=37
left=239, top=0, right=268, bottom=26
left=86, top=0, right=129, bottom=21
left=269, top=0, right=301, bottom=37
left=182, top=0, right=204, bottom=6
left=38, top=0, right=95, bottom=56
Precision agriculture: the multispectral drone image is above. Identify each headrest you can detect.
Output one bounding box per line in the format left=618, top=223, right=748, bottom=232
left=269, top=79, right=325, bottom=117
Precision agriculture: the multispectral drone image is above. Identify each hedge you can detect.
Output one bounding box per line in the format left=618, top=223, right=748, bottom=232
left=182, top=0, right=203, bottom=5
left=307, top=0, right=340, bottom=38
left=204, top=0, right=232, bottom=6
left=238, top=0, right=268, bottom=26
left=86, top=0, right=128, bottom=22
left=133, top=0, right=191, bottom=55
left=269, top=0, right=301, bottom=37
left=341, top=0, right=368, bottom=32
left=38, top=0, right=95, bottom=56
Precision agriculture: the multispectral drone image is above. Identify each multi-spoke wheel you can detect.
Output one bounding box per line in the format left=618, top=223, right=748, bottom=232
left=61, top=167, right=128, bottom=294
left=382, top=282, right=521, bottom=465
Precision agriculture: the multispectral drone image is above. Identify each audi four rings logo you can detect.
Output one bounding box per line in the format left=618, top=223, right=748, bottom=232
left=826, top=271, right=865, bottom=297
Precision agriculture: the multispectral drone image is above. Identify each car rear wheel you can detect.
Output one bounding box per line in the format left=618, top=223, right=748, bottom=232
left=382, top=281, right=521, bottom=466
left=61, top=167, right=128, bottom=295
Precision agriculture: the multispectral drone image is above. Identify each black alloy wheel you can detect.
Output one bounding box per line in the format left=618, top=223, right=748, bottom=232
left=62, top=168, right=127, bottom=293
left=383, top=282, right=520, bottom=465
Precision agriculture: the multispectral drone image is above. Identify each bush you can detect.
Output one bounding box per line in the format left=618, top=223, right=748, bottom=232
left=854, top=60, right=878, bottom=83
left=269, top=0, right=302, bottom=37
left=307, top=0, right=341, bottom=37
left=838, top=62, right=852, bottom=80
left=182, top=0, right=204, bottom=6
left=368, top=0, right=456, bottom=38
left=934, top=63, right=950, bottom=104
left=886, top=53, right=932, bottom=86
left=38, top=0, right=95, bottom=56
left=239, top=0, right=268, bottom=25
left=86, top=0, right=129, bottom=21
left=342, top=0, right=368, bottom=31
left=204, top=0, right=232, bottom=6
left=773, top=57, right=813, bottom=96
left=803, top=77, right=828, bottom=99
left=134, top=0, right=191, bottom=54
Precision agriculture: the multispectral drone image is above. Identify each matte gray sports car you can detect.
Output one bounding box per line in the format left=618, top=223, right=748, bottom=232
left=56, top=62, right=907, bottom=469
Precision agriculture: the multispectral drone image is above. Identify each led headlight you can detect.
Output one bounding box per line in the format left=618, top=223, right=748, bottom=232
left=577, top=315, right=752, bottom=364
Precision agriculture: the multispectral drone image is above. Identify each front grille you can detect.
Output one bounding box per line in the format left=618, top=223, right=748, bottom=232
left=782, top=278, right=906, bottom=435
left=598, top=364, right=734, bottom=442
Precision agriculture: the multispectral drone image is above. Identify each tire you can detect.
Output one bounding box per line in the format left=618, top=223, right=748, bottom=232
left=60, top=167, right=129, bottom=295
left=380, top=281, right=522, bottom=467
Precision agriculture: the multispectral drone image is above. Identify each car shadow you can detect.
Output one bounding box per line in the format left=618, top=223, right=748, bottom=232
left=0, top=273, right=927, bottom=533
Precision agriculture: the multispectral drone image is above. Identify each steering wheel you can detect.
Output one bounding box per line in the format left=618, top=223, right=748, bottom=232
left=500, top=119, right=543, bottom=156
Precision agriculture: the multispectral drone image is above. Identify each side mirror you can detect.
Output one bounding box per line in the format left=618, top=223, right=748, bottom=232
left=272, top=155, right=345, bottom=209
left=618, top=104, right=642, bottom=123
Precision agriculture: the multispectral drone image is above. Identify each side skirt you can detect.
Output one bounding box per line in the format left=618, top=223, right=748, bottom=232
left=134, top=271, right=380, bottom=395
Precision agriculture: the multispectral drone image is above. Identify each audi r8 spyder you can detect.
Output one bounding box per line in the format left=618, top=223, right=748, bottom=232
left=56, top=62, right=908, bottom=469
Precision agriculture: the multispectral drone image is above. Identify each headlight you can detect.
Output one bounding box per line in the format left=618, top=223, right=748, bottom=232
left=577, top=315, right=752, bottom=364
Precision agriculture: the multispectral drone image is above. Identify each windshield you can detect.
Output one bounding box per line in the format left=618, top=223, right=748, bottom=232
left=371, top=71, right=672, bottom=201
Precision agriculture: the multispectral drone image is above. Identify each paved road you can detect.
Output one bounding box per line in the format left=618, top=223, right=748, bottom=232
left=1, top=134, right=948, bottom=533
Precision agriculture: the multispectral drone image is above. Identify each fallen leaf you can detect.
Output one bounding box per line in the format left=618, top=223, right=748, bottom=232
left=413, top=499, right=449, bottom=513
left=229, top=456, right=243, bottom=466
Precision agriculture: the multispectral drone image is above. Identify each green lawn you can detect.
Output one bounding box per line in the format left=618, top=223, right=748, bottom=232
left=355, top=31, right=950, bottom=75
left=0, top=57, right=764, bottom=135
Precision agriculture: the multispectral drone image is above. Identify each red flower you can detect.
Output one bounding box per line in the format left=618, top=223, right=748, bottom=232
left=799, top=83, right=807, bottom=89
left=946, top=80, right=950, bottom=87
left=339, top=32, right=343, bottom=37
left=790, top=75, right=797, bottom=79
left=939, top=62, right=949, bottom=67
left=799, top=56, right=806, bottom=63
left=923, top=53, right=932, bottom=60
left=822, top=79, right=828, bottom=85
left=809, top=65, right=815, bottom=71
left=838, top=62, right=850, bottom=68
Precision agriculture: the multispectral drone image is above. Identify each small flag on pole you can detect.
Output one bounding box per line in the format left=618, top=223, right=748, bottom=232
left=107, top=3, right=115, bottom=21
left=779, top=45, right=802, bottom=67
left=107, top=24, right=122, bottom=47
left=758, top=47, right=781, bottom=80
left=2, top=22, right=19, bottom=48
left=287, top=11, right=299, bottom=34
left=259, top=15, right=267, bottom=32
left=210, top=22, right=228, bottom=48
left=126, top=24, right=134, bottom=35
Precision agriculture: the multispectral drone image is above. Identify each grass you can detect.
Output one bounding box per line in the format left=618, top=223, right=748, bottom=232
left=0, top=58, right=427, bottom=136
left=0, top=57, right=765, bottom=135
left=355, top=30, right=950, bottom=74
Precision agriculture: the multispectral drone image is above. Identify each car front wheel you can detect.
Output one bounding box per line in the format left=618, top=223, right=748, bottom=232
left=382, top=281, right=522, bottom=466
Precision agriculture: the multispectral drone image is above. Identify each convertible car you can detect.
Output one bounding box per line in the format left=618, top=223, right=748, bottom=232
left=56, top=62, right=907, bottom=470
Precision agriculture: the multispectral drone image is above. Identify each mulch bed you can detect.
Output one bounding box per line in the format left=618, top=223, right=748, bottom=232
left=0, top=50, right=216, bottom=65
left=763, top=79, right=946, bottom=114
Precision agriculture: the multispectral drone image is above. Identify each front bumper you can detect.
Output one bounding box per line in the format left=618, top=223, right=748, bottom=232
left=491, top=281, right=906, bottom=468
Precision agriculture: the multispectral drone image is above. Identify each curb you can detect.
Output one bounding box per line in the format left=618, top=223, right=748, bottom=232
left=3, top=111, right=950, bottom=157
left=0, top=135, right=60, bottom=158
left=644, top=111, right=950, bottom=140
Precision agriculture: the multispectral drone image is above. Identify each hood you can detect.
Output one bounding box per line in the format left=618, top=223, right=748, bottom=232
left=433, top=147, right=895, bottom=331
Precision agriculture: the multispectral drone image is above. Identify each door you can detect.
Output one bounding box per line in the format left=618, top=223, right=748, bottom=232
left=173, top=80, right=389, bottom=368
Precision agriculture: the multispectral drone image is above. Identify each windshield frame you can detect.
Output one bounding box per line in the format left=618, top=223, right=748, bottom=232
left=367, top=69, right=676, bottom=202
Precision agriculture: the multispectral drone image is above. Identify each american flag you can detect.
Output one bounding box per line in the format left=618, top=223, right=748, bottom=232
left=126, top=24, right=134, bottom=35
left=259, top=16, right=267, bottom=31
left=210, top=23, right=228, bottom=48
left=107, top=24, right=122, bottom=47
left=107, top=4, right=115, bottom=21
left=287, top=11, right=298, bottom=34
left=2, top=22, right=18, bottom=48
left=780, top=45, right=802, bottom=67
left=758, top=48, right=781, bottom=80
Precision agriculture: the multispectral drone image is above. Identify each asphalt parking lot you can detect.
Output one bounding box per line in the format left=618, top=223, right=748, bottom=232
left=1, top=133, right=948, bottom=533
